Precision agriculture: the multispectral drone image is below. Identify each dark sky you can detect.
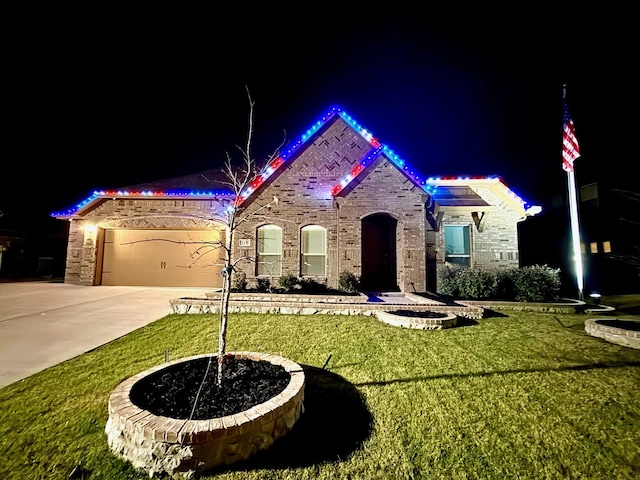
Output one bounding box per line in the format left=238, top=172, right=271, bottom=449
left=2, top=8, right=635, bottom=232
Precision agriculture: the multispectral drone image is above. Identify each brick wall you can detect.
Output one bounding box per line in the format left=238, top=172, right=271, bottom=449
left=60, top=117, right=528, bottom=291
left=232, top=117, right=431, bottom=292
left=436, top=208, right=522, bottom=272
left=63, top=198, right=228, bottom=285
left=232, top=117, right=373, bottom=290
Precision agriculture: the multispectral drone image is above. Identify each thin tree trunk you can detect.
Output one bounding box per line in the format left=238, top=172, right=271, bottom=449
left=217, top=230, right=234, bottom=386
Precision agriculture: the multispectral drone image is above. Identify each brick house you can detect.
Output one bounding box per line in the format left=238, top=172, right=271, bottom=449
left=53, top=106, right=540, bottom=292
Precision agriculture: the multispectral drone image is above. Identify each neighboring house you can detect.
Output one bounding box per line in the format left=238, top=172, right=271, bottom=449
left=0, top=221, right=68, bottom=280
left=52, top=106, right=541, bottom=292
left=520, top=150, right=639, bottom=296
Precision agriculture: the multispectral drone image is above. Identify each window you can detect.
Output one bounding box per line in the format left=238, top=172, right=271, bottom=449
left=581, top=183, right=599, bottom=203
left=257, top=225, right=282, bottom=276
left=603, top=241, right=612, bottom=253
left=590, top=242, right=598, bottom=254
left=444, top=225, right=470, bottom=267
left=301, top=225, right=326, bottom=276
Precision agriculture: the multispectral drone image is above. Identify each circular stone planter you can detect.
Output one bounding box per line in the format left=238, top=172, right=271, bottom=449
left=376, top=309, right=457, bottom=330
left=105, top=352, right=305, bottom=478
left=585, top=319, right=640, bottom=349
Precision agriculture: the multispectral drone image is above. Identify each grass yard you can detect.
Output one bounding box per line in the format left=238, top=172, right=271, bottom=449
left=1, top=306, right=639, bottom=479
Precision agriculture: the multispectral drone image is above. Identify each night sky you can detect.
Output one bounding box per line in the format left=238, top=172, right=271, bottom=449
left=2, top=9, right=634, bottom=233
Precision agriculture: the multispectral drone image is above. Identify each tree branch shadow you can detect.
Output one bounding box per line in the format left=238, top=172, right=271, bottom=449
left=355, top=361, right=640, bottom=387
left=214, top=365, right=373, bottom=474
left=455, top=317, right=479, bottom=327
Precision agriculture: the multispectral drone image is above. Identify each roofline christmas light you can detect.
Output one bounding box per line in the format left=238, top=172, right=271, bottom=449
left=51, top=105, right=538, bottom=218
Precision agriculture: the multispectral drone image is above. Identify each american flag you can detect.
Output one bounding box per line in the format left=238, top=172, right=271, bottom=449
left=562, top=91, right=580, bottom=173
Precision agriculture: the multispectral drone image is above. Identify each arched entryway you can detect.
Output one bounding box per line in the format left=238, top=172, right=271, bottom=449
left=360, top=213, right=398, bottom=291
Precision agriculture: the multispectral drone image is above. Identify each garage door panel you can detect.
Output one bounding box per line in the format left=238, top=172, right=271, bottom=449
left=102, top=229, right=223, bottom=287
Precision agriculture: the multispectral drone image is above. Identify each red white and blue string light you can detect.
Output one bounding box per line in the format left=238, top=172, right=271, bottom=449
left=51, top=190, right=234, bottom=218
left=52, top=106, right=535, bottom=218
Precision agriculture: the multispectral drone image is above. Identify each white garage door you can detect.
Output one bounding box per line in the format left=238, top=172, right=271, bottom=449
left=101, top=229, right=224, bottom=287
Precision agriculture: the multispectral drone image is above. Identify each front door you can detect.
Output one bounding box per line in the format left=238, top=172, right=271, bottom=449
left=360, top=213, right=398, bottom=291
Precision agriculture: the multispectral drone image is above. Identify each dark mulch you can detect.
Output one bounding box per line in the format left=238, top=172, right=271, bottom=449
left=388, top=309, right=448, bottom=318
left=595, top=319, right=640, bottom=332
left=130, top=356, right=291, bottom=420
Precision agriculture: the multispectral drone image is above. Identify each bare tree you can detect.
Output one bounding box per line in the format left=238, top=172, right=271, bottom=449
left=214, top=87, right=284, bottom=385
left=117, top=88, right=285, bottom=396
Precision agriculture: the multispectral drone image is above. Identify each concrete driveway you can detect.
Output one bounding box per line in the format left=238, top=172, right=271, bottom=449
left=0, top=282, right=209, bottom=388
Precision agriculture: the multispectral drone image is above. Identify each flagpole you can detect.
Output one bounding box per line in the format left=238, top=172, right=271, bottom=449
left=562, top=84, right=584, bottom=301
left=566, top=168, right=584, bottom=300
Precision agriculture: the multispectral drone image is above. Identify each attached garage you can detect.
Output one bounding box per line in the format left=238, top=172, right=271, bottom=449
left=99, top=229, right=224, bottom=287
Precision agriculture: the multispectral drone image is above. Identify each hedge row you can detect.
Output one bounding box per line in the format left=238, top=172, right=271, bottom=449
left=438, top=264, right=561, bottom=302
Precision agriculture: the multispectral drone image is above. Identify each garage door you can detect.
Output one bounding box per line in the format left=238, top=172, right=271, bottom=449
left=101, top=229, right=224, bottom=287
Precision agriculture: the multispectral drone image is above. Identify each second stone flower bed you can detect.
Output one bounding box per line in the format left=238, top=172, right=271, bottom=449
left=375, top=309, right=458, bottom=330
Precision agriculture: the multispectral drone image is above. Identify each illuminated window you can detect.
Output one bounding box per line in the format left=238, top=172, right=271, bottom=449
left=590, top=242, right=598, bottom=254
left=581, top=183, right=599, bottom=203
left=444, top=225, right=471, bottom=267
left=257, top=225, right=282, bottom=276
left=301, top=225, right=326, bottom=276
left=580, top=243, right=586, bottom=254
left=603, top=241, right=612, bottom=253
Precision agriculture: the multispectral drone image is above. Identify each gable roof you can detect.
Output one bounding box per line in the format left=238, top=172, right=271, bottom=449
left=51, top=106, right=540, bottom=219
left=233, top=106, right=540, bottom=218
left=428, top=177, right=542, bottom=216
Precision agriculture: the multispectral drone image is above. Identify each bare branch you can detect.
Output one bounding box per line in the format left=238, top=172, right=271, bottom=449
left=611, top=189, right=640, bottom=202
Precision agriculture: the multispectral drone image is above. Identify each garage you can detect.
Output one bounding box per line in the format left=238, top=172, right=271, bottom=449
left=100, top=229, right=224, bottom=287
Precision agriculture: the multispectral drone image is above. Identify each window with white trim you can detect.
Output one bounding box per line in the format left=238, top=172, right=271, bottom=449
left=301, top=225, right=326, bottom=276
left=444, top=225, right=471, bottom=267
left=257, top=225, right=282, bottom=276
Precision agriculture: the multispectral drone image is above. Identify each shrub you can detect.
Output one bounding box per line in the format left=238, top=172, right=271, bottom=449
left=438, top=266, right=498, bottom=299
left=507, top=264, right=561, bottom=302
left=438, top=265, right=461, bottom=297
left=279, top=273, right=299, bottom=292
left=338, top=271, right=360, bottom=293
left=298, top=277, right=328, bottom=293
left=494, top=268, right=516, bottom=300
left=438, top=264, right=561, bottom=302
left=256, top=277, right=271, bottom=292
left=231, top=271, right=247, bottom=292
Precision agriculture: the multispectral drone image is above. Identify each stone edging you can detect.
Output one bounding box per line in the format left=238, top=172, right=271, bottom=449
left=583, top=304, right=616, bottom=314
left=170, top=298, right=484, bottom=320
left=205, top=291, right=370, bottom=303
left=105, top=352, right=305, bottom=478
left=585, top=319, right=640, bottom=350
left=462, top=298, right=586, bottom=314
left=375, top=310, right=458, bottom=330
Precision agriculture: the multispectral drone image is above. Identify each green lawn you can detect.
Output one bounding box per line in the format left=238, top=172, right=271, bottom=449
left=1, top=306, right=639, bottom=479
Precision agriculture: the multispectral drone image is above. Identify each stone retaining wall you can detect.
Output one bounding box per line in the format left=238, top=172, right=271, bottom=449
left=585, top=319, right=640, bottom=350
left=106, top=352, right=305, bottom=478
left=170, top=297, right=484, bottom=320
left=375, top=310, right=458, bottom=330
left=206, top=291, right=369, bottom=304
left=462, top=298, right=586, bottom=314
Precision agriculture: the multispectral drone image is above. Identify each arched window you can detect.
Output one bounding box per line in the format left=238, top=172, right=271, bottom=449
left=257, top=225, right=282, bottom=276
left=301, top=225, right=326, bottom=276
